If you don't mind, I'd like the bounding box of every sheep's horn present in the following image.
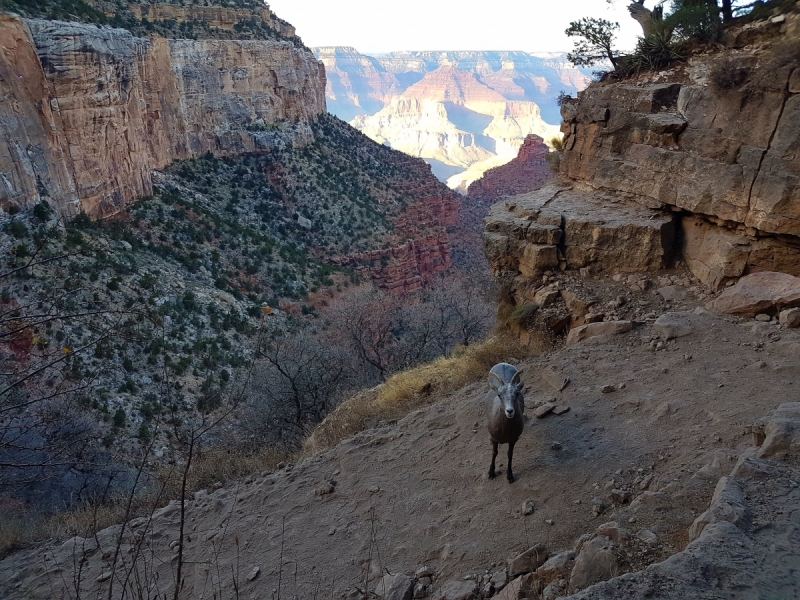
[511,369,524,384]
[488,372,504,388]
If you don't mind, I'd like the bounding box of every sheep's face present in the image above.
[497,383,524,419]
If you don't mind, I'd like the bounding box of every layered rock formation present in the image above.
[126,3,296,38]
[313,46,404,120]
[314,48,590,190]
[485,9,800,297]
[467,134,552,202]
[484,183,675,300]
[331,150,460,291]
[352,67,560,192]
[0,14,325,217]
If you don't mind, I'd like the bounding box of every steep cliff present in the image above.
[0,13,325,217]
[485,8,800,296]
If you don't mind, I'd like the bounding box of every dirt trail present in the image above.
[2,281,799,599]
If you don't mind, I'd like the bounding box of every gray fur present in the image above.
[486,362,525,483]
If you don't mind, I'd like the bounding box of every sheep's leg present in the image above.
[507,441,516,483]
[488,441,498,479]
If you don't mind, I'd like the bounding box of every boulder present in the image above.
[758,402,800,458]
[688,477,748,542]
[535,551,575,585]
[508,543,549,577]
[433,579,478,600]
[596,521,630,542]
[376,574,414,600]
[657,285,687,301]
[493,575,524,600]
[779,307,800,328]
[569,535,617,591]
[653,312,696,340]
[566,321,633,345]
[710,272,800,316]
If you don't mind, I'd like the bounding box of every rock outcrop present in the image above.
[484,8,800,309]
[557,11,800,288]
[466,134,552,202]
[0,14,325,217]
[127,3,297,38]
[484,183,675,286]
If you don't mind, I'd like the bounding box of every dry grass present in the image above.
[303,331,542,455]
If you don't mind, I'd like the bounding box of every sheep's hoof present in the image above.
[488,469,496,480]
[507,473,515,484]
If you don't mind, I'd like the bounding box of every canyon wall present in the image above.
[0,14,325,217]
[315,48,590,191]
[127,3,296,38]
[485,9,800,293]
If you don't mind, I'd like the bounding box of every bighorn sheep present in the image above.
[487,362,525,483]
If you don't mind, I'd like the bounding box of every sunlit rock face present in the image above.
[0,15,325,217]
[314,48,591,191]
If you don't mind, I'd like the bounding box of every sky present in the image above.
[266,0,647,54]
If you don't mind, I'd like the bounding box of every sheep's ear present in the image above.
[511,369,523,385]
[488,371,504,390]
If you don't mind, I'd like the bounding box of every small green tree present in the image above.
[566,18,621,70]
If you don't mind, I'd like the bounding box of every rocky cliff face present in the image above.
[485,9,800,295]
[467,134,552,202]
[0,14,325,217]
[127,3,296,38]
[315,48,590,191]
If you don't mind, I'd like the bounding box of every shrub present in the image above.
[617,31,684,76]
[112,408,126,428]
[137,422,150,443]
[118,378,138,394]
[6,220,27,239]
[508,302,540,328]
[665,0,721,43]
[556,91,573,107]
[33,201,51,222]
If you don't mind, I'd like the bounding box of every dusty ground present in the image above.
[1,270,799,599]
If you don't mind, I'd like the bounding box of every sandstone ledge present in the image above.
[483,184,675,281]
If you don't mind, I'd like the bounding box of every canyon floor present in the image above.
[1,269,799,599]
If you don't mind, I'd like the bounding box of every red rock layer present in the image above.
[336,154,460,291]
[467,134,552,202]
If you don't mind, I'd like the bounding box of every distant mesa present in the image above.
[313,48,591,192]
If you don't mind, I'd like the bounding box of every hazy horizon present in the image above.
[268,0,646,54]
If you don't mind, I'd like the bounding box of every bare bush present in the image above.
[243,333,360,444]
